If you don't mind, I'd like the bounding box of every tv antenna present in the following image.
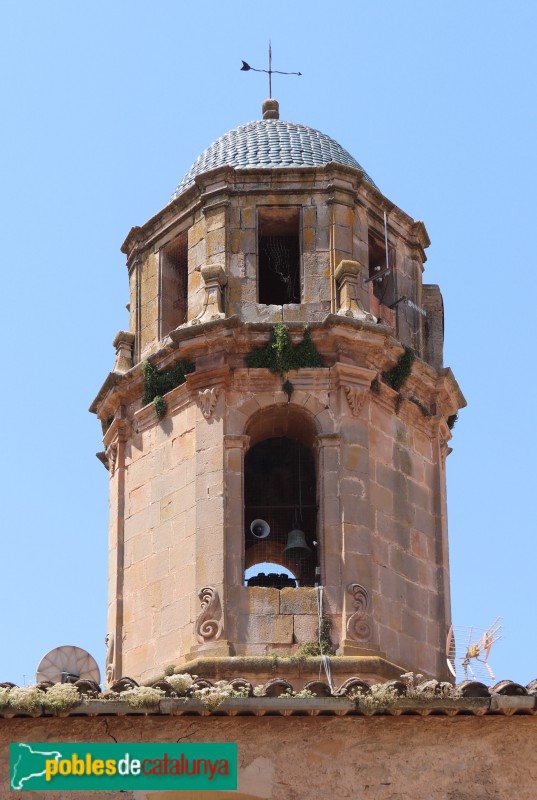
[36,645,101,685]
[446,618,502,682]
[241,42,301,98]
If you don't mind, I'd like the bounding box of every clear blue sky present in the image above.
[1,1,535,686]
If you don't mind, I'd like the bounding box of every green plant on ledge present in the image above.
[153,396,167,419]
[141,359,194,419]
[447,413,458,430]
[382,346,414,392]
[370,377,381,395]
[246,325,323,398]
[295,615,333,659]
[409,396,431,417]
[282,379,294,399]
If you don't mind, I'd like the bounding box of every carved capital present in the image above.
[346,583,372,643]
[224,434,250,451]
[344,385,368,417]
[195,586,223,643]
[197,387,220,419]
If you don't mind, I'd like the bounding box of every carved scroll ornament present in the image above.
[345,386,367,417]
[197,387,220,419]
[195,586,223,643]
[105,632,115,685]
[346,583,372,643]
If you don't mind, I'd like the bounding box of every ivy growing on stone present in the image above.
[153,396,167,419]
[409,396,431,417]
[447,413,458,430]
[282,379,294,399]
[141,359,194,420]
[246,324,323,377]
[382,346,415,392]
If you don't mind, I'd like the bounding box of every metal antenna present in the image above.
[241,42,301,98]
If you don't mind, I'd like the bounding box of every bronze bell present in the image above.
[283,528,311,560]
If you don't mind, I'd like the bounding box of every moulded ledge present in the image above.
[383,697,491,716]
[490,695,536,714]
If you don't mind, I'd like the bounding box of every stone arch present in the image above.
[244,402,320,448]
[229,387,336,440]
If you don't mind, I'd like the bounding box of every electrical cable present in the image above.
[316,585,335,693]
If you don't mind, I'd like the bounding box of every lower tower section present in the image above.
[97,319,463,687]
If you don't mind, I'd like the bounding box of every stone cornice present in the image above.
[89,371,122,416]
[91,315,464,424]
[186,365,230,393]
[103,416,131,449]
[134,382,190,434]
[372,354,465,431]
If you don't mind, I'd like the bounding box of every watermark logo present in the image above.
[10,742,237,791]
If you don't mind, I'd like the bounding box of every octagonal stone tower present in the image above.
[91,100,465,687]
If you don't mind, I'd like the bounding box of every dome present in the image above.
[172,118,376,199]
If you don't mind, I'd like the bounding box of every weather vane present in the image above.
[241,42,301,98]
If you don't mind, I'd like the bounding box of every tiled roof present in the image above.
[172,120,376,199]
[2,677,536,718]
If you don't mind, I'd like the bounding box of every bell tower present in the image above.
[91,100,464,687]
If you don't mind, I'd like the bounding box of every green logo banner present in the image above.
[10,742,237,791]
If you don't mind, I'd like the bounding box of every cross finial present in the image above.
[241,41,301,99]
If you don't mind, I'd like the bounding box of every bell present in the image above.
[283,528,311,560]
[250,519,270,539]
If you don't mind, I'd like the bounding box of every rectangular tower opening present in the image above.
[368,231,395,305]
[258,207,301,305]
[160,232,188,336]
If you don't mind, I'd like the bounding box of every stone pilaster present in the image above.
[103,413,131,685]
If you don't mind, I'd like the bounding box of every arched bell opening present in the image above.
[244,436,318,588]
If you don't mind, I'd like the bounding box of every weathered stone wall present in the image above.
[118,399,199,681]
[2,714,536,800]
[368,397,448,678]
[137,251,159,356]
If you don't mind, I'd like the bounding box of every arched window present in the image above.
[244,437,318,588]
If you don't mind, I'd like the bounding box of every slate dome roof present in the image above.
[172,118,376,199]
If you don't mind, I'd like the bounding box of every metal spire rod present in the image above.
[241,41,301,98]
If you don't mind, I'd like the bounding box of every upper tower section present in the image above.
[120,100,439,369]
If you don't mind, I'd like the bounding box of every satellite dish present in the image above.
[250,519,270,539]
[36,646,101,685]
[446,618,502,682]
